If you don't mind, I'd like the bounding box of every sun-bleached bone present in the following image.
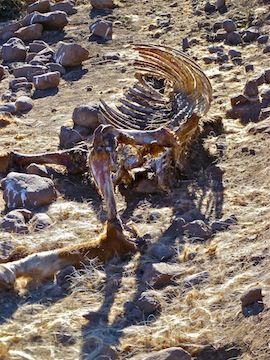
[0,44,212,288]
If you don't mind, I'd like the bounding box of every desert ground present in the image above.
[0,0,270,359]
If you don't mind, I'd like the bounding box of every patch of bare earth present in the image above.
[0,0,270,359]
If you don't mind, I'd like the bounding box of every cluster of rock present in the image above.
[0,2,91,117]
[227,69,270,122]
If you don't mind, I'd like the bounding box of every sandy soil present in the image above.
[0,0,270,359]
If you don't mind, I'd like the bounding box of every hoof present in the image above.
[0,264,16,289]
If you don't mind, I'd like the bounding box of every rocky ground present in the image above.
[0,0,270,359]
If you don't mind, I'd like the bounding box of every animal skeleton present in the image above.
[0,44,212,289]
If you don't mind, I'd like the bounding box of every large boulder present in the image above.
[1,172,57,210]
[54,42,89,67]
[1,37,27,62]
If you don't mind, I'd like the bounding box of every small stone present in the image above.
[14,23,43,41]
[216,52,229,64]
[59,125,90,149]
[244,80,259,97]
[26,163,51,177]
[132,347,192,360]
[223,19,236,32]
[241,288,263,308]
[0,103,17,115]
[1,37,27,62]
[228,48,241,58]
[29,213,53,231]
[142,263,183,288]
[27,0,51,13]
[51,1,77,15]
[90,19,113,39]
[203,56,215,64]
[135,290,161,314]
[261,88,270,100]
[214,29,228,41]
[90,0,114,9]
[204,2,216,13]
[242,29,260,43]
[72,104,100,130]
[29,40,49,53]
[96,345,117,360]
[0,210,28,234]
[33,71,61,90]
[149,243,176,261]
[216,0,226,8]
[183,220,212,239]
[254,72,265,86]
[47,62,66,75]
[182,271,210,288]
[232,57,242,65]
[257,34,269,44]
[15,96,34,112]
[265,69,270,83]
[208,45,223,53]
[227,31,242,45]
[245,64,254,72]
[13,64,48,81]
[263,45,270,54]
[182,37,189,51]
[54,42,89,67]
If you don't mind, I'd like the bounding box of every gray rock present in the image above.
[29,40,50,53]
[216,0,226,8]
[0,210,28,233]
[182,271,210,288]
[244,79,259,97]
[263,45,270,54]
[223,19,236,32]
[261,88,270,100]
[72,104,100,130]
[214,29,228,41]
[149,243,176,261]
[183,220,212,239]
[228,48,241,58]
[24,11,69,30]
[208,45,223,53]
[26,163,51,177]
[0,65,5,79]
[130,347,191,360]
[90,0,114,9]
[241,288,263,307]
[242,29,260,42]
[135,290,161,314]
[29,213,53,231]
[142,262,183,288]
[59,125,90,149]
[227,31,242,45]
[204,2,216,13]
[245,64,254,72]
[265,69,270,83]
[15,96,34,112]
[9,77,33,92]
[257,34,269,44]
[47,62,66,75]
[0,103,17,114]
[1,172,57,210]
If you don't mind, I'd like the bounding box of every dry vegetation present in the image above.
[0,0,270,359]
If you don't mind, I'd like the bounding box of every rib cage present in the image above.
[99,44,212,131]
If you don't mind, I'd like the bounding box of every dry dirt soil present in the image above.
[0,0,270,359]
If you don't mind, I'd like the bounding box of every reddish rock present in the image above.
[26,163,51,177]
[0,103,17,115]
[27,0,51,13]
[51,1,77,15]
[14,23,43,42]
[47,62,66,75]
[13,64,48,81]
[23,11,69,30]
[1,172,57,210]
[90,19,113,39]
[0,65,4,79]
[33,71,61,90]
[29,40,50,53]
[72,104,100,129]
[0,22,21,41]
[90,0,114,9]
[1,37,27,62]
[54,42,89,67]
[15,96,34,112]
[241,288,263,307]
